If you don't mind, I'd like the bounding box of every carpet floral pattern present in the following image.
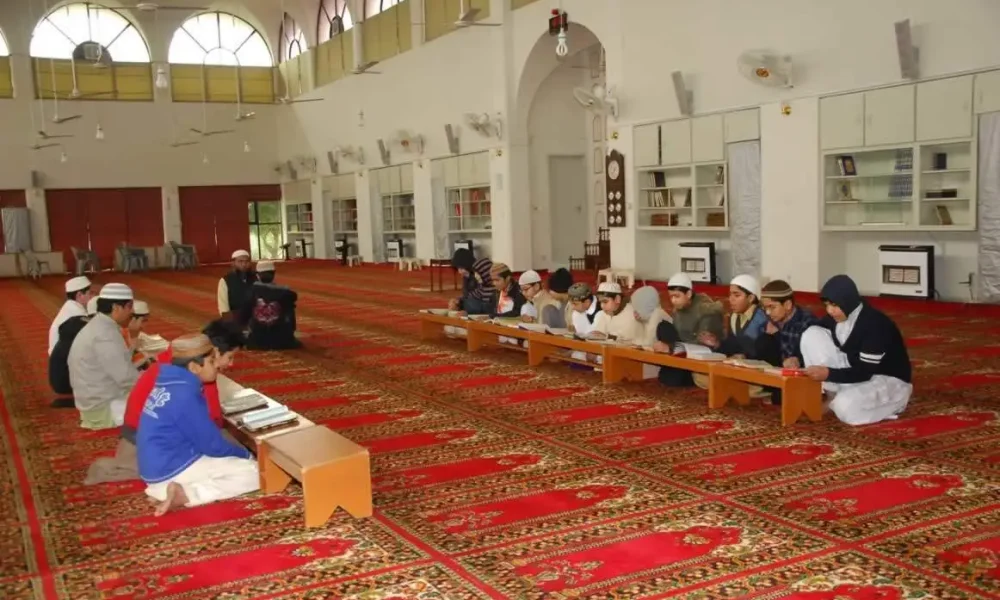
[0,263,997,599]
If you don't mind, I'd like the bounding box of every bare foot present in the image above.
[154,482,188,517]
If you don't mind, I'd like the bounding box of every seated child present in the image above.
[591,282,644,342]
[489,262,527,318]
[757,279,820,369]
[698,275,770,359]
[242,261,301,350]
[629,286,671,347]
[653,273,724,387]
[801,274,912,426]
[448,248,495,316]
[568,282,600,336]
[85,320,246,485]
[518,268,574,329]
[49,297,98,407]
[137,333,259,516]
[125,301,157,369]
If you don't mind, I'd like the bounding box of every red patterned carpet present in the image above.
[1,263,998,599]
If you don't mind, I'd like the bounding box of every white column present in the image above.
[760,98,821,291]
[310,177,330,259]
[413,158,435,259]
[408,0,425,49]
[354,170,375,262]
[161,185,181,243]
[351,0,365,70]
[25,187,51,252]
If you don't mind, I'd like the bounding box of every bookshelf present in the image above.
[821,140,976,231]
[331,198,358,233]
[637,162,727,229]
[285,203,314,233]
[447,186,492,232]
[382,193,415,233]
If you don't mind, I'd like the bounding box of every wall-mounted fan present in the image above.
[464,112,502,140]
[572,84,619,119]
[393,130,425,154]
[335,145,365,165]
[737,50,793,88]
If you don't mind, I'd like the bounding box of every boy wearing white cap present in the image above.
[590,282,643,343]
[48,276,93,355]
[652,273,724,387]
[699,274,768,357]
[68,283,139,429]
[217,249,256,321]
[242,260,301,350]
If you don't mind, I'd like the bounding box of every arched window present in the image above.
[168,11,272,67]
[0,29,8,56]
[278,13,306,63]
[365,0,400,19]
[0,29,12,99]
[318,0,354,44]
[29,2,150,62]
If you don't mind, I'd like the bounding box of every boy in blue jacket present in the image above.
[137,333,258,516]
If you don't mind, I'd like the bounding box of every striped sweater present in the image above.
[462,258,496,302]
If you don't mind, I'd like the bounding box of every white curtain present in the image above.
[978,112,1000,303]
[1,208,32,253]
[727,140,762,277]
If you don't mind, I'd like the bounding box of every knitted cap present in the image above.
[518,270,541,286]
[490,262,512,278]
[731,274,761,298]
[761,279,794,300]
[256,260,275,272]
[65,276,91,294]
[98,283,133,301]
[170,333,215,360]
[597,281,622,295]
[667,272,693,290]
[232,249,250,259]
[630,286,661,320]
[568,282,592,301]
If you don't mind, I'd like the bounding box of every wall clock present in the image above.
[605,150,626,227]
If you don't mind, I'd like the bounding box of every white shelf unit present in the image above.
[436,151,491,234]
[374,164,416,235]
[323,174,358,234]
[819,72,981,232]
[637,163,727,229]
[633,109,755,232]
[285,202,314,233]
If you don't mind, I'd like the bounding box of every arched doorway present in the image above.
[514,26,605,270]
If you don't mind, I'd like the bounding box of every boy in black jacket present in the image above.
[801,274,912,426]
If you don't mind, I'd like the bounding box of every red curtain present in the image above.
[45,190,91,270]
[0,190,27,251]
[45,188,164,269]
[179,185,279,263]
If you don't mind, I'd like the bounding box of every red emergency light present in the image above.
[548,9,568,36]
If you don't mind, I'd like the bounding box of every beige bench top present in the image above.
[268,426,367,466]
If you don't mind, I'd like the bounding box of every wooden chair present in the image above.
[260,426,372,528]
[568,256,586,271]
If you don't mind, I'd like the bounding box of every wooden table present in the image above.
[216,375,316,466]
[708,363,823,426]
[429,259,458,292]
[418,313,469,342]
[524,332,605,372]
[466,320,530,352]
[602,346,712,385]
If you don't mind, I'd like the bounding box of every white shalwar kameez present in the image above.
[800,323,912,426]
[144,455,260,507]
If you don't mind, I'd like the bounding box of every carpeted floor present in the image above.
[1,263,998,599]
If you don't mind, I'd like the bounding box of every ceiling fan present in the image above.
[31,142,60,151]
[169,140,199,147]
[352,60,381,75]
[190,127,234,137]
[275,95,324,105]
[236,111,255,122]
[37,131,74,140]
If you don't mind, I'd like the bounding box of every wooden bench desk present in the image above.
[466,320,531,352]
[524,332,605,372]
[261,426,373,528]
[602,346,713,384]
[419,313,469,342]
[708,363,823,427]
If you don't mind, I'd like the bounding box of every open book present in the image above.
[221,388,270,415]
[724,358,774,369]
[237,403,299,432]
[516,323,573,337]
[679,343,727,361]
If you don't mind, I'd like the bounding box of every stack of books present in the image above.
[238,405,298,432]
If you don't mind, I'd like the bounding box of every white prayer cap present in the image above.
[86,297,98,316]
[65,276,91,294]
[231,249,250,260]
[731,274,761,298]
[597,281,622,295]
[98,283,134,301]
[667,273,693,290]
[133,300,150,316]
[256,260,275,272]
[518,270,541,286]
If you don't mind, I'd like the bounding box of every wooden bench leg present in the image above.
[527,340,554,366]
[781,377,824,427]
[421,319,444,341]
[709,374,750,409]
[603,355,643,384]
[301,455,373,527]
[259,444,292,494]
[467,328,493,351]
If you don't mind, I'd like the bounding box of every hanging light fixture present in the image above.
[154,66,169,90]
[243,140,251,153]
[95,124,105,140]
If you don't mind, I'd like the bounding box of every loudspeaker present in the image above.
[30,170,44,188]
[286,160,298,180]
[671,71,693,116]
[327,151,338,175]
[895,19,919,80]
[377,139,390,166]
[444,124,460,155]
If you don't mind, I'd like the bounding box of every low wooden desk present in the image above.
[524,332,605,372]
[602,346,713,384]
[216,375,316,467]
[466,320,530,352]
[418,313,469,342]
[261,426,372,528]
[429,259,458,292]
[708,363,823,427]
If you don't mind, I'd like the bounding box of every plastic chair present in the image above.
[22,251,51,279]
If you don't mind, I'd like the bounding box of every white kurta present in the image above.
[144,455,260,507]
[800,325,911,426]
[48,300,87,355]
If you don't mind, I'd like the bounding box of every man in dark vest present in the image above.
[49,297,98,408]
[216,249,257,325]
[241,261,301,350]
